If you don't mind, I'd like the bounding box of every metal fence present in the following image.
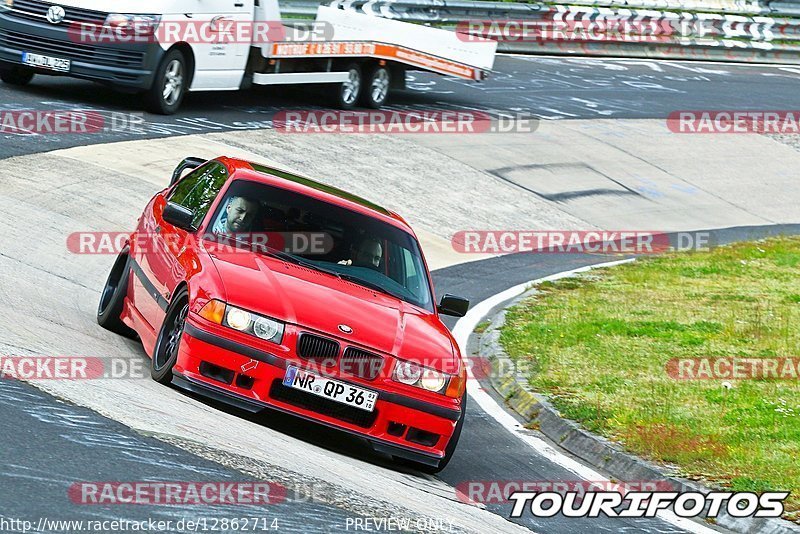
[282,0,800,63]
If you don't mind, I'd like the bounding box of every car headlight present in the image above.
[199,300,284,344]
[392,360,450,394]
[105,13,161,36]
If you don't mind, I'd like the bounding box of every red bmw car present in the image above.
[97,156,470,472]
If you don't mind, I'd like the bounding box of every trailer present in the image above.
[0,0,497,114]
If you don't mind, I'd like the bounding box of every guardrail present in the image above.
[281,0,800,63]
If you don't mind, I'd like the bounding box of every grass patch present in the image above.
[500,236,800,516]
[474,320,492,334]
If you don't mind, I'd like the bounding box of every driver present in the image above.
[340,237,383,269]
[213,196,259,235]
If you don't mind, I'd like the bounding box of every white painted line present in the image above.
[496,52,800,69]
[452,258,719,534]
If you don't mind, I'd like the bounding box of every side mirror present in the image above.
[162,202,196,231]
[170,156,206,186]
[437,294,470,317]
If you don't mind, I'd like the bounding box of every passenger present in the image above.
[340,237,383,269]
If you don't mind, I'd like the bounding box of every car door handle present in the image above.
[235,2,244,6]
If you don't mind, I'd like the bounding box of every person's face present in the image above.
[225,197,258,233]
[355,241,382,268]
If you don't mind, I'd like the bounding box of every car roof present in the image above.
[217,156,413,232]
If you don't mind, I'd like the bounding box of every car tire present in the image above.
[360,64,390,109]
[151,287,189,384]
[0,66,34,86]
[331,63,362,110]
[145,49,188,115]
[97,247,138,339]
[395,393,467,474]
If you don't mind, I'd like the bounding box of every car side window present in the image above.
[168,162,228,227]
[402,247,423,299]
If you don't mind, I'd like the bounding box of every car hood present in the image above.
[206,248,456,369]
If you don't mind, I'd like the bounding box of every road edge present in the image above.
[477,271,800,534]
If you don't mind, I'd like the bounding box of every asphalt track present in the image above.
[2,55,800,533]
[3,54,800,158]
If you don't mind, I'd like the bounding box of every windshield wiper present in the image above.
[337,272,400,299]
[261,247,344,279]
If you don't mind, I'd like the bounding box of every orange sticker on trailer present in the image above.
[270,41,480,80]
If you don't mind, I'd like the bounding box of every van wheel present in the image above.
[0,66,34,86]
[145,49,187,115]
[331,63,362,110]
[361,65,390,109]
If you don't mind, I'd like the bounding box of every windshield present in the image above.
[205,179,434,311]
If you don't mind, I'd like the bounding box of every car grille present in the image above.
[7,0,107,25]
[296,333,339,362]
[0,28,146,69]
[269,380,378,428]
[340,347,384,381]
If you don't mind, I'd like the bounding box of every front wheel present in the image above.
[331,63,362,110]
[395,393,467,474]
[145,49,188,115]
[360,65,390,109]
[0,66,34,86]
[151,288,189,384]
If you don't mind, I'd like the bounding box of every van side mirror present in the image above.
[437,294,470,317]
[170,156,207,186]
[162,202,196,231]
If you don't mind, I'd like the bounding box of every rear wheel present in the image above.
[97,247,137,339]
[145,49,187,115]
[361,65,390,109]
[331,63,362,110]
[151,288,189,384]
[0,66,34,86]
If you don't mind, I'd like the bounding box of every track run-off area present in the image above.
[1,55,800,533]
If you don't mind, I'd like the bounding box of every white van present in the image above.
[0,0,497,113]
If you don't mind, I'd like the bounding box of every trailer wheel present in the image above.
[361,65,390,109]
[332,63,362,110]
[0,66,34,86]
[145,49,188,115]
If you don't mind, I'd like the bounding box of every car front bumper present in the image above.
[173,319,463,466]
[0,11,162,89]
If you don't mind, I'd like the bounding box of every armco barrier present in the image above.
[281,0,800,63]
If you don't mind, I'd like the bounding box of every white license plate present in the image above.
[283,366,377,412]
[22,52,71,73]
